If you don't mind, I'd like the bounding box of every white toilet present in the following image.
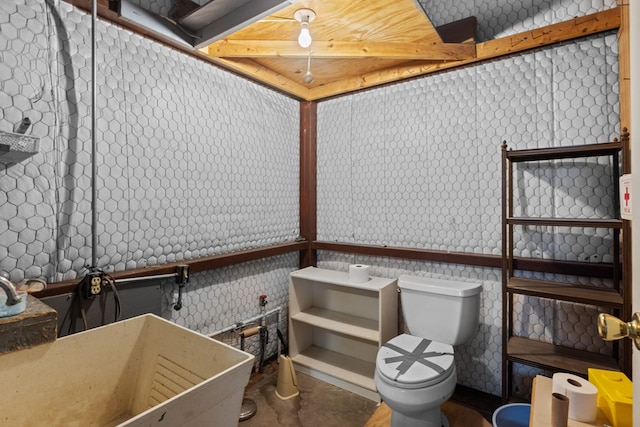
[374,275,482,427]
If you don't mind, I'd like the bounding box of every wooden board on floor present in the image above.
[365,401,492,427]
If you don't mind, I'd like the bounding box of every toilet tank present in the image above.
[399,275,482,345]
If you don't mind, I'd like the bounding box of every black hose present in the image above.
[258,327,268,372]
[173,284,184,310]
[277,328,288,355]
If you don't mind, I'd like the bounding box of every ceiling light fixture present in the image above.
[294,8,316,48]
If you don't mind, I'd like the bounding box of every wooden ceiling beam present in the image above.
[475,7,620,59]
[206,40,476,60]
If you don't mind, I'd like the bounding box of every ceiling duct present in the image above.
[118,0,294,49]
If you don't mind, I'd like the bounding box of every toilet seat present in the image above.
[376,334,454,389]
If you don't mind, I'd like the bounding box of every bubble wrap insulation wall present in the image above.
[317,11,619,398]
[0,0,299,359]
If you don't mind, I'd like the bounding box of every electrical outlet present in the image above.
[82,272,104,298]
[91,277,102,295]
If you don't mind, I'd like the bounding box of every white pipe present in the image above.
[114,272,178,284]
[90,0,97,268]
[209,306,281,337]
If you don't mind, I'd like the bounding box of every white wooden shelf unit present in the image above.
[288,267,398,401]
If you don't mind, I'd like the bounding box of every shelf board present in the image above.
[507,336,619,376]
[512,258,615,279]
[291,307,380,342]
[507,277,623,309]
[505,141,622,162]
[506,217,622,228]
[291,345,376,391]
[291,266,396,292]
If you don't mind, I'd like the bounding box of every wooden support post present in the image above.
[299,101,317,267]
[618,1,630,131]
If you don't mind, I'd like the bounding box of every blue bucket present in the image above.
[492,403,531,427]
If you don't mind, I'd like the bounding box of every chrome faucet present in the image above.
[0,276,22,306]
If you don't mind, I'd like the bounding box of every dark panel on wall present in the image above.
[42,281,163,337]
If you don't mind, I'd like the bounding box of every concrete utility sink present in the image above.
[0,294,57,355]
[0,314,254,426]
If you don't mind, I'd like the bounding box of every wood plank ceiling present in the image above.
[195,0,477,101]
[76,0,619,102]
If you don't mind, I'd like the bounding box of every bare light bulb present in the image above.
[298,22,312,48]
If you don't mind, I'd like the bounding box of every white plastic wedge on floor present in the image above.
[275,354,300,400]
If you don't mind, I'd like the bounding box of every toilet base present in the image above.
[375,366,456,427]
[390,406,450,427]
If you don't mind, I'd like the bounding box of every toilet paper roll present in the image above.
[551,392,569,427]
[552,372,598,423]
[348,264,370,283]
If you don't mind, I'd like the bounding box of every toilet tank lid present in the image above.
[398,275,482,297]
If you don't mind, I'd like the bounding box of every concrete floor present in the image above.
[239,361,501,427]
[240,365,378,427]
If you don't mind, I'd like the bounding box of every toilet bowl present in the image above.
[375,334,457,427]
[374,275,482,427]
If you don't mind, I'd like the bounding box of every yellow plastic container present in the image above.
[588,368,632,427]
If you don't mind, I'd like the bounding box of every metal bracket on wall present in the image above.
[0,130,39,165]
